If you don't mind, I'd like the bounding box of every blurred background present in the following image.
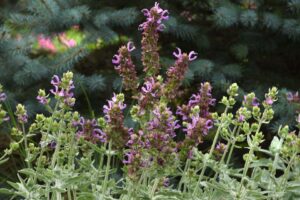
[0,0,299,194]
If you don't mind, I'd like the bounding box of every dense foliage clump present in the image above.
[0,3,299,200]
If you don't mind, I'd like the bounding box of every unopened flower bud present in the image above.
[116,93,125,102]
[36,114,45,122]
[221,96,229,106]
[266,109,274,120]
[229,97,236,106]
[279,125,289,138]
[10,142,19,151]
[236,134,246,142]
[97,117,106,128]
[251,123,259,132]
[212,112,218,120]
[191,105,200,115]
[227,83,239,97]
[242,122,250,133]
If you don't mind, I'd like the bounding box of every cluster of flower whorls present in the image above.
[177,82,216,158]
[74,117,106,143]
[139,2,168,77]
[102,93,129,148]
[112,42,139,94]
[43,72,76,108]
[110,2,216,181]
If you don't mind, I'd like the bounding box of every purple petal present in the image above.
[173,47,182,59]
[127,42,135,52]
[188,51,198,61]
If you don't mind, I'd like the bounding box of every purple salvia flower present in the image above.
[215,142,226,154]
[112,55,121,65]
[286,91,299,103]
[163,177,170,187]
[141,77,157,96]
[173,47,182,59]
[75,117,106,143]
[177,82,215,121]
[243,93,259,108]
[0,93,7,102]
[252,97,260,106]
[50,72,75,107]
[127,42,136,52]
[37,95,47,105]
[123,151,135,164]
[15,104,28,124]
[188,51,198,61]
[51,75,60,86]
[238,114,245,122]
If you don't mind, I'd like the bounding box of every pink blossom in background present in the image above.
[58,33,77,48]
[38,35,56,53]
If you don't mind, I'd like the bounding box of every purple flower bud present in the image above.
[265,97,273,105]
[252,97,260,106]
[37,95,47,105]
[163,177,170,187]
[238,114,245,122]
[18,114,28,124]
[50,141,57,149]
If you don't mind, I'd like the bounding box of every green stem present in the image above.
[278,152,297,193]
[226,139,236,165]
[237,118,263,199]
[149,178,160,199]
[34,103,59,183]
[193,107,229,196]
[102,140,112,194]
[55,191,62,200]
[226,126,241,165]
[21,123,30,168]
[267,137,284,199]
[178,158,191,191]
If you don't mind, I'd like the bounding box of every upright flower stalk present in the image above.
[50,72,75,108]
[177,82,215,157]
[193,83,238,196]
[112,42,139,93]
[163,48,197,100]
[139,2,169,77]
[103,93,128,148]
